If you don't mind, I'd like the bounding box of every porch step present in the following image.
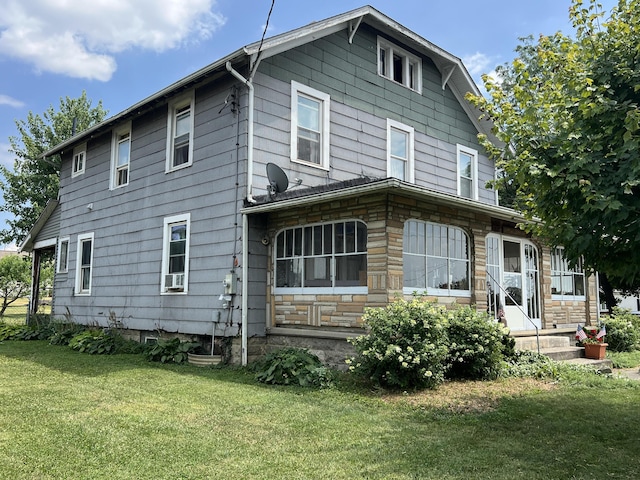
[514,335,571,351]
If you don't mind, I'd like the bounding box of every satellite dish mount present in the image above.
[266,163,289,199]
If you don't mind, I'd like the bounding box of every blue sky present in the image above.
[0,0,617,250]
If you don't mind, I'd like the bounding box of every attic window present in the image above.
[378,37,422,93]
[72,143,86,177]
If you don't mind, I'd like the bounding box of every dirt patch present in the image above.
[382,377,557,414]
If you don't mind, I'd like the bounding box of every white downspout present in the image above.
[226,61,255,366]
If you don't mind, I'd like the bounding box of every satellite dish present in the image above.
[266,163,289,197]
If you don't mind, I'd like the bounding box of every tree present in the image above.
[0,91,107,245]
[0,255,31,316]
[468,0,640,302]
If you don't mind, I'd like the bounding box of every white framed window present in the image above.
[166,93,194,172]
[275,220,367,294]
[457,144,478,200]
[551,247,586,300]
[403,220,470,297]
[110,122,131,189]
[161,213,190,294]
[57,237,70,274]
[72,143,86,177]
[387,119,415,182]
[378,37,422,93]
[75,232,94,295]
[290,81,330,170]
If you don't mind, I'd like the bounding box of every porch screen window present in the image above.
[75,233,94,295]
[290,81,330,169]
[403,220,470,296]
[275,220,367,291]
[551,247,585,299]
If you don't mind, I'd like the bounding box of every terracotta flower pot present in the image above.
[583,343,607,360]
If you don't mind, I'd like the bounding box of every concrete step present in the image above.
[564,357,614,371]
[540,346,585,361]
[515,335,571,351]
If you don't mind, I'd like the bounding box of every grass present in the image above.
[0,297,50,325]
[1,341,640,479]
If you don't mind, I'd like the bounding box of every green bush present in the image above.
[446,306,513,380]
[0,322,22,341]
[601,307,640,352]
[254,347,332,387]
[48,322,87,346]
[143,337,200,364]
[348,298,449,390]
[68,329,120,355]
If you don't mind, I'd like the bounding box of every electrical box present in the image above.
[223,272,237,295]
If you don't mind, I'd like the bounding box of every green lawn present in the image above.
[1,341,639,479]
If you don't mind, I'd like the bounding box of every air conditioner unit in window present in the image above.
[165,273,185,290]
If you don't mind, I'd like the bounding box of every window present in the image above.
[551,247,586,299]
[403,220,470,296]
[111,123,131,188]
[457,145,478,200]
[290,81,330,170]
[387,119,414,182]
[166,94,194,172]
[161,213,190,293]
[72,143,86,177]
[275,220,367,293]
[75,233,94,295]
[378,37,422,92]
[57,237,69,273]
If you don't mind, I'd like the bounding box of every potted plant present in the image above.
[576,324,607,359]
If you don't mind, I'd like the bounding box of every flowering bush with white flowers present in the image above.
[347,298,449,389]
[600,307,640,352]
[445,305,514,380]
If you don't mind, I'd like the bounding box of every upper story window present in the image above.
[290,81,330,170]
[551,247,586,300]
[275,220,367,293]
[161,213,190,294]
[457,145,478,200]
[110,122,131,189]
[57,237,69,274]
[166,94,194,172]
[72,143,86,177]
[403,220,470,296]
[75,232,94,295]
[387,119,415,182]
[378,37,422,93]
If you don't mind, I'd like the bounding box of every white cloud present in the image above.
[0,94,24,108]
[462,52,502,94]
[0,0,226,81]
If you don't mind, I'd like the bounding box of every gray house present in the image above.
[21,6,599,365]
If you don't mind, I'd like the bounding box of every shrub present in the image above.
[445,306,513,380]
[0,322,22,341]
[68,329,119,355]
[348,298,449,390]
[48,322,87,346]
[143,337,200,364]
[601,307,640,352]
[254,347,332,387]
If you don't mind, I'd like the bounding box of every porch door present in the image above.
[487,236,541,331]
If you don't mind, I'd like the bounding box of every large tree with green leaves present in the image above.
[468,0,640,292]
[1,91,107,245]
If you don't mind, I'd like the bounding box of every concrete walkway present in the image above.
[614,368,640,381]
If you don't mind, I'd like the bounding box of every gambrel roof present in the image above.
[42,5,495,160]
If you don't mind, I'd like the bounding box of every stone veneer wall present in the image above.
[265,192,596,332]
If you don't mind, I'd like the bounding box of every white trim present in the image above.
[33,238,57,249]
[110,121,131,190]
[457,144,478,200]
[161,213,191,294]
[71,143,86,177]
[290,81,330,171]
[386,118,415,182]
[166,93,195,173]
[377,36,422,93]
[56,236,70,274]
[75,232,94,295]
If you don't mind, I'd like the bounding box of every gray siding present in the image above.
[34,204,61,244]
[252,25,496,204]
[54,78,250,335]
